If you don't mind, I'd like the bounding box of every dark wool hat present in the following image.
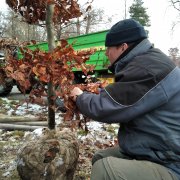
[105,19,147,47]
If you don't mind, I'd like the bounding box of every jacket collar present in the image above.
[109,39,152,74]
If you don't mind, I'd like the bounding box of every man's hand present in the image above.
[70,87,83,101]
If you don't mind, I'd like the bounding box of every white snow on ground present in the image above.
[15,103,47,116]
[1,97,64,125]
[1,97,118,133]
[0,97,119,133]
[1,96,47,115]
[23,127,43,140]
[2,160,17,177]
[86,121,103,130]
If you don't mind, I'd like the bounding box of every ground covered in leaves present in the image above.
[0,97,118,180]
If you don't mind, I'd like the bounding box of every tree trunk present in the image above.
[27,23,30,41]
[46,4,56,130]
[76,17,81,35]
[32,24,36,40]
[11,14,15,38]
[56,24,62,40]
[85,14,91,34]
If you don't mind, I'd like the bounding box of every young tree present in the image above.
[4,0,105,178]
[129,0,150,27]
[5,0,106,130]
[6,0,83,129]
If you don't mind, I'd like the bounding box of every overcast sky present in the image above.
[90,0,180,55]
[1,0,180,55]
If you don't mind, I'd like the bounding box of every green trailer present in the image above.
[68,30,114,83]
[20,30,114,84]
[0,30,114,96]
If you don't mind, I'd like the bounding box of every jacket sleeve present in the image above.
[76,82,168,123]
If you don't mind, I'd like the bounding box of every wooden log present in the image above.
[14,121,48,126]
[0,123,46,131]
[0,114,46,123]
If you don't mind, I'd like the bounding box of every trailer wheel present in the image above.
[0,84,13,96]
[17,84,32,94]
[0,69,13,96]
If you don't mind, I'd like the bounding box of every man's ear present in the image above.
[122,43,128,51]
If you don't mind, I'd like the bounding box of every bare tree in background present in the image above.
[0,9,46,42]
[54,0,112,39]
[1,5,111,41]
[170,0,180,32]
[55,6,111,39]
[170,0,180,11]
[83,7,106,34]
[0,12,8,37]
[168,47,180,66]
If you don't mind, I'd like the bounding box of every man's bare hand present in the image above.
[70,87,83,101]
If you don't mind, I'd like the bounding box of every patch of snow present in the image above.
[15,103,47,116]
[7,109,14,116]
[2,160,17,177]
[55,158,64,166]
[44,165,48,177]
[55,113,63,124]
[2,97,48,116]
[2,171,10,177]
[1,97,11,103]
[86,121,103,131]
[33,128,43,136]
[24,128,44,140]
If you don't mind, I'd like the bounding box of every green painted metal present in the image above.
[68,30,109,71]
[18,30,110,72]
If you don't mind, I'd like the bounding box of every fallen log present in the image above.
[0,114,46,123]
[13,121,48,126]
[0,123,46,131]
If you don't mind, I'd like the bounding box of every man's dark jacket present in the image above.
[76,39,180,178]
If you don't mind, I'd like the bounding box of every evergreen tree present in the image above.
[129,0,150,28]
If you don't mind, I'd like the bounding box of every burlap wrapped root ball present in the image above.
[16,128,79,180]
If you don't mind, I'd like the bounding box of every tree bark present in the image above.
[76,17,81,35]
[85,14,91,34]
[46,4,56,130]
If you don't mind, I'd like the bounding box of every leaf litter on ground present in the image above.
[0,97,118,180]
